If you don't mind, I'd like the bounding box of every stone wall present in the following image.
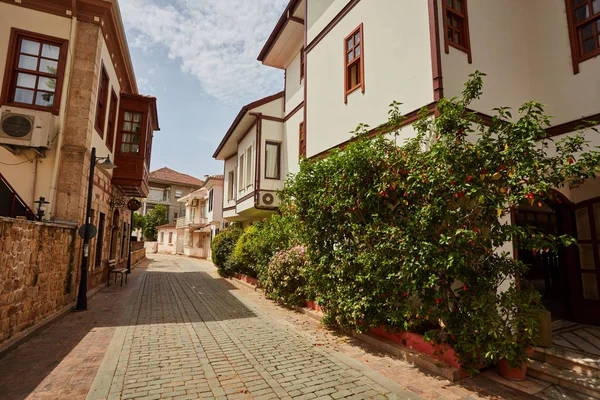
[0,217,77,344]
[131,248,146,267]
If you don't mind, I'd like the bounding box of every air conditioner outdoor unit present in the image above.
[257,191,279,208]
[0,107,54,149]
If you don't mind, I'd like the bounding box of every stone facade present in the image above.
[0,217,77,344]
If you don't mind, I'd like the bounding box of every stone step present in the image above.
[531,347,600,379]
[527,359,600,399]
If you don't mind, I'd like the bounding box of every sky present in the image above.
[119,0,288,179]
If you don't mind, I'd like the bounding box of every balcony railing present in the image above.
[176,216,208,229]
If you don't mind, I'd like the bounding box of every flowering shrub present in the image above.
[281,72,600,371]
[211,227,242,276]
[264,246,308,306]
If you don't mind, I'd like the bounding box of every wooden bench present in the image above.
[108,259,128,287]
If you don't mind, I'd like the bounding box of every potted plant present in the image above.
[494,285,542,381]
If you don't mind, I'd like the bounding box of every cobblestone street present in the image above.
[0,255,531,400]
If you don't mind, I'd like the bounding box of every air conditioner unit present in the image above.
[257,191,279,208]
[0,107,54,149]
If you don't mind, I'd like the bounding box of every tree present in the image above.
[281,71,600,371]
[143,204,168,241]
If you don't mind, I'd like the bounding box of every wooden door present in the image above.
[570,199,600,324]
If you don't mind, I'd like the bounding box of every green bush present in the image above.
[211,227,242,276]
[264,245,307,306]
[281,71,600,371]
[231,225,260,278]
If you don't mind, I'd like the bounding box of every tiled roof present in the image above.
[156,221,176,229]
[149,167,204,187]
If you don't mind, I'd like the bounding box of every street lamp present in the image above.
[76,147,116,311]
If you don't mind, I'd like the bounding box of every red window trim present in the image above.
[0,28,69,115]
[106,89,118,152]
[95,63,109,138]
[300,47,305,82]
[565,0,600,74]
[299,121,306,158]
[442,0,472,63]
[344,23,365,103]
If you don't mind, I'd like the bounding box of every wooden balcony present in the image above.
[112,93,159,198]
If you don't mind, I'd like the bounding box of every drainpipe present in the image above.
[48,7,78,219]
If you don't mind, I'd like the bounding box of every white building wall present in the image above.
[237,126,257,201]
[283,109,303,175]
[0,3,72,211]
[260,119,284,192]
[439,0,532,115]
[285,51,304,113]
[305,0,434,158]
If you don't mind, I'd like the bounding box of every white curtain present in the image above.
[266,144,278,178]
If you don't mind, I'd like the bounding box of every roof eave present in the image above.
[257,0,302,62]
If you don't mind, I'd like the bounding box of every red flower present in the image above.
[526,193,534,199]
[569,157,574,164]
[463,285,467,291]
[435,298,441,305]
[467,176,473,182]
[403,292,408,297]
[450,180,456,185]
[473,228,479,233]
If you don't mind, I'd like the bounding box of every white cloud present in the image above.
[120,0,288,104]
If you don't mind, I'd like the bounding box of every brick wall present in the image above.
[0,217,77,344]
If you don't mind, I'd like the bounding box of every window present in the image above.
[107,90,118,151]
[567,0,600,73]
[174,212,178,220]
[209,189,214,212]
[442,0,472,63]
[300,47,305,81]
[160,232,164,243]
[344,24,365,103]
[228,170,235,200]
[239,154,245,190]
[299,122,306,158]
[168,232,173,244]
[191,206,196,220]
[175,190,183,198]
[265,142,281,179]
[95,64,109,137]
[120,111,143,153]
[1,29,68,114]
[95,212,105,268]
[246,146,252,187]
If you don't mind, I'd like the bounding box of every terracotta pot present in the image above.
[497,359,527,381]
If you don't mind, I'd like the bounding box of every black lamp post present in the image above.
[76,147,116,311]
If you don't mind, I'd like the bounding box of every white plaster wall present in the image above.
[252,97,284,118]
[236,195,255,214]
[260,119,284,192]
[439,0,532,115]
[157,228,177,254]
[524,0,600,125]
[0,4,72,211]
[305,0,433,158]
[307,0,345,44]
[223,157,238,209]
[283,108,303,176]
[237,126,256,199]
[285,50,304,113]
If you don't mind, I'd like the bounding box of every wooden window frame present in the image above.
[106,90,118,152]
[300,47,305,81]
[118,110,144,154]
[246,146,253,188]
[95,63,109,137]
[239,153,245,190]
[344,24,365,103]
[442,0,472,63]
[209,189,214,212]
[299,121,306,158]
[566,0,600,74]
[0,28,69,115]
[227,170,235,200]
[264,141,281,180]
